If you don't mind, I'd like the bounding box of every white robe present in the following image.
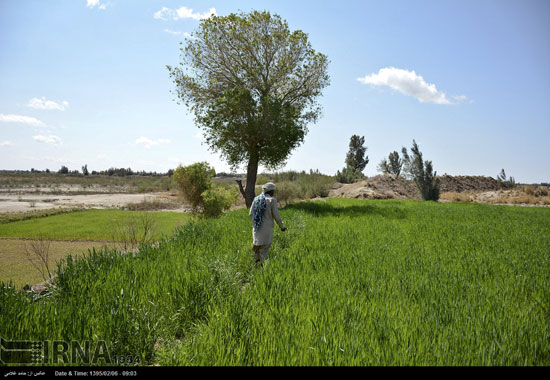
[249,194,285,246]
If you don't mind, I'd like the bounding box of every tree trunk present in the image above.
[237,152,259,209]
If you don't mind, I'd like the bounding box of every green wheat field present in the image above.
[1,198,549,365]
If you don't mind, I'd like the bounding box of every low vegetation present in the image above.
[255,170,335,206]
[440,185,550,206]
[0,210,193,288]
[0,209,191,242]
[0,208,85,224]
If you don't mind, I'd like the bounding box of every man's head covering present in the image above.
[262,182,275,192]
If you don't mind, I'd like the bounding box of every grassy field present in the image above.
[0,209,191,241]
[0,209,193,287]
[1,199,549,366]
[0,239,109,288]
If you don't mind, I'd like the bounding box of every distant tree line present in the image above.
[8,166,175,177]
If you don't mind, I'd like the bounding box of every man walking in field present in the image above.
[249,182,286,265]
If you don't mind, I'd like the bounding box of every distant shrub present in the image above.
[172,162,238,217]
[173,162,215,213]
[201,186,239,218]
[255,174,271,186]
[269,176,334,207]
[497,169,516,189]
[271,170,300,182]
[377,151,403,178]
[335,166,364,184]
[441,191,473,203]
[275,181,301,206]
[402,140,440,201]
[535,186,549,197]
[258,170,335,201]
[523,186,535,196]
[296,174,333,198]
[124,198,179,211]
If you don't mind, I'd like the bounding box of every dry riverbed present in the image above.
[0,187,191,213]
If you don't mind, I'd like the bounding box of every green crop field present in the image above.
[0,209,193,287]
[0,209,192,241]
[1,199,549,366]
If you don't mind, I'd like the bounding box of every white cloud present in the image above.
[0,141,15,147]
[154,6,217,21]
[164,29,183,35]
[28,97,69,111]
[357,67,467,105]
[33,135,62,146]
[0,114,45,127]
[135,137,171,149]
[194,131,204,139]
[86,0,108,10]
[163,29,197,40]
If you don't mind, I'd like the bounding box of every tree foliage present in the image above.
[167,10,330,207]
[335,166,365,184]
[377,151,402,178]
[345,135,369,173]
[336,135,368,183]
[172,162,238,217]
[497,169,516,189]
[402,140,440,201]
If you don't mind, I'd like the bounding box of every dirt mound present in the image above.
[328,174,501,200]
[328,175,418,199]
[438,174,500,192]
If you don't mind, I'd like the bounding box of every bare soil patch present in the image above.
[0,190,190,213]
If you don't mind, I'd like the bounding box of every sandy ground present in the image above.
[0,190,189,213]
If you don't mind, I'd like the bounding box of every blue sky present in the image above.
[1,0,549,183]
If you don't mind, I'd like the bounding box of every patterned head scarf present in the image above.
[252,193,267,231]
[253,182,275,231]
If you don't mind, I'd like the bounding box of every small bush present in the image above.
[441,191,473,203]
[275,181,301,206]
[201,186,239,218]
[335,167,364,184]
[256,170,335,202]
[296,176,333,198]
[497,169,516,189]
[172,162,215,212]
[255,174,271,186]
[522,186,534,195]
[535,186,549,197]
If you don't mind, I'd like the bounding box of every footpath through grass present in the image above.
[1,199,549,365]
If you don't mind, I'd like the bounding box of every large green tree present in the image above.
[167,10,330,207]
